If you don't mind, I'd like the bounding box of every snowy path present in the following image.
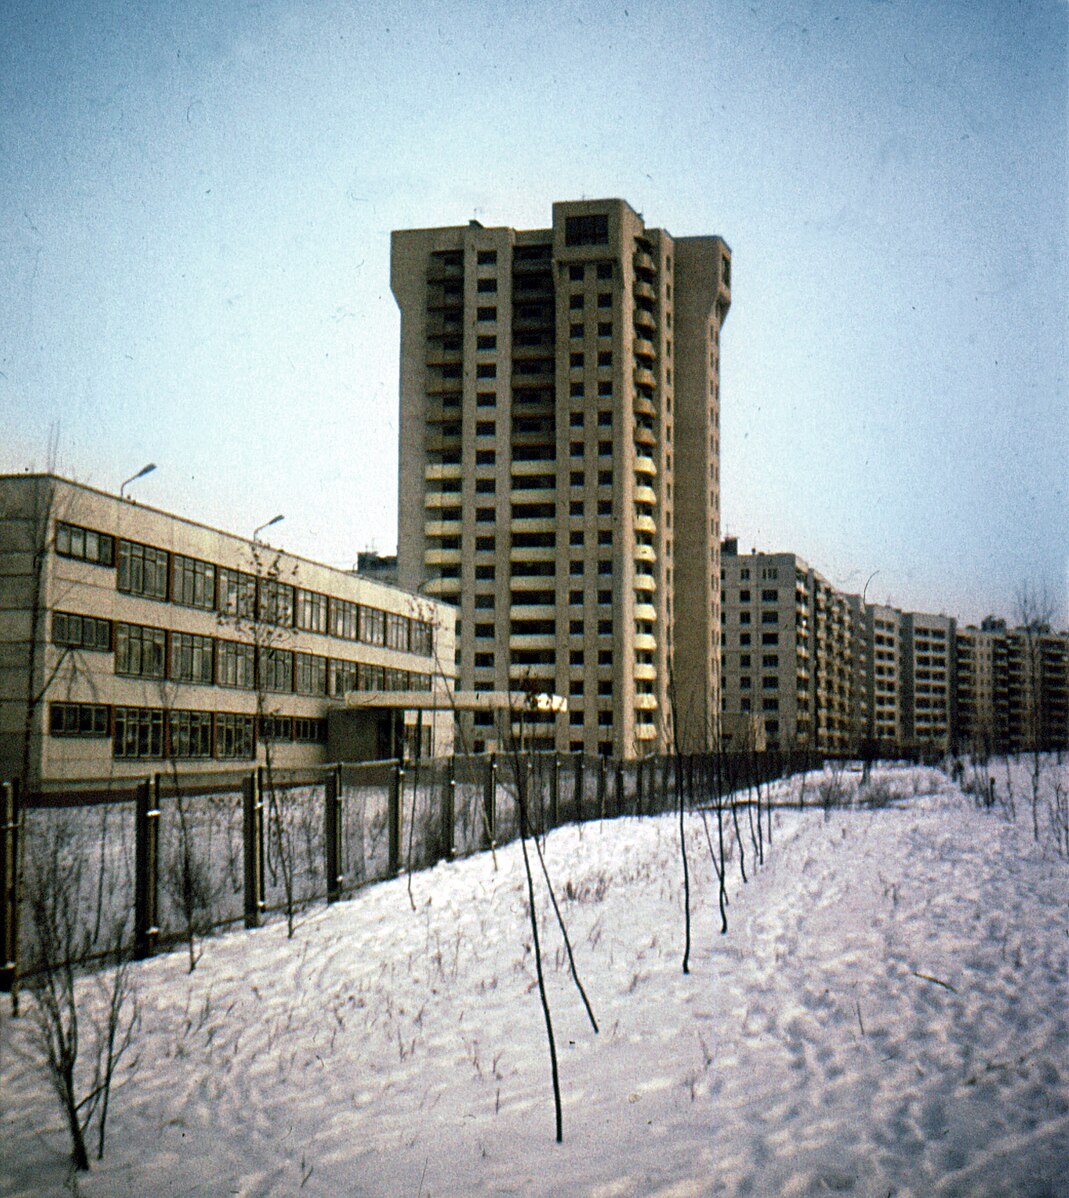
[2,767,1066,1197]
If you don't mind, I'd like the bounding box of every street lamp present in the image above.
[253,514,284,541]
[120,462,156,498]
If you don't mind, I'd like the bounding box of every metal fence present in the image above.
[0,748,821,989]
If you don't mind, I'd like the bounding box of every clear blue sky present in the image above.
[1,0,1066,626]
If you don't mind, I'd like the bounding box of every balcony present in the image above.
[633,279,655,303]
[634,633,657,652]
[424,461,463,481]
[633,394,656,419]
[424,547,461,567]
[424,519,462,539]
[424,577,460,599]
[634,661,657,681]
[635,693,658,712]
[634,484,657,506]
[635,722,658,741]
[634,425,656,449]
[508,632,557,651]
[633,305,656,332]
[634,514,657,535]
[633,336,656,361]
[634,366,656,390]
[634,602,657,622]
[634,572,656,594]
[424,490,462,509]
[634,543,656,565]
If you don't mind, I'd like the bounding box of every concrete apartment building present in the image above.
[0,475,456,790]
[719,542,856,753]
[392,199,730,756]
[722,543,965,755]
[957,618,1069,754]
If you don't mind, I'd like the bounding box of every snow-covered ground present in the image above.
[2,763,1067,1197]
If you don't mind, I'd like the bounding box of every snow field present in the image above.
[1,763,1067,1197]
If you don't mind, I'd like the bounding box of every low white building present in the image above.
[0,475,456,791]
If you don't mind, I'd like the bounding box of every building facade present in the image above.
[0,475,456,790]
[392,199,730,756]
[720,543,858,753]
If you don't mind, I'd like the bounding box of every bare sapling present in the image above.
[23,813,140,1171]
[666,671,692,975]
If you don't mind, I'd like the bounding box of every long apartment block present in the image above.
[392,199,730,756]
[0,475,456,789]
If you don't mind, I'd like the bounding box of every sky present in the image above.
[1,0,1066,627]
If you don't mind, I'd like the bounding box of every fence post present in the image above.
[574,754,584,825]
[550,753,560,828]
[614,761,624,817]
[597,756,607,819]
[441,755,456,862]
[325,767,342,904]
[635,756,644,815]
[134,776,160,960]
[243,770,264,928]
[389,761,404,876]
[483,753,497,850]
[0,780,19,995]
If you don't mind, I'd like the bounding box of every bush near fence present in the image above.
[1,748,822,987]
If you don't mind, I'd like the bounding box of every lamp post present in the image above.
[120,462,156,498]
[253,514,284,542]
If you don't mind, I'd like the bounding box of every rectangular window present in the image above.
[385,612,409,652]
[113,706,164,759]
[477,250,497,265]
[329,658,359,697]
[293,717,327,743]
[49,702,109,737]
[217,639,255,688]
[476,277,497,293]
[410,619,433,657]
[477,306,497,322]
[597,351,612,367]
[296,589,329,634]
[215,713,254,759]
[331,597,359,640]
[260,647,293,693]
[259,579,294,626]
[217,567,256,619]
[169,710,213,758]
[54,522,114,567]
[564,213,609,246]
[172,555,216,609]
[52,611,111,652]
[170,632,214,684]
[117,540,169,600]
[114,623,166,678]
[359,605,386,646]
[295,651,328,695]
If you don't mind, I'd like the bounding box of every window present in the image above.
[597,351,612,367]
[476,363,496,379]
[295,652,328,695]
[564,214,608,246]
[215,713,254,759]
[739,612,751,625]
[570,352,584,368]
[115,623,166,678]
[217,567,256,618]
[260,647,293,693]
[598,649,612,665]
[50,702,109,737]
[172,555,216,609]
[385,613,408,651]
[476,391,496,407]
[598,441,612,457]
[762,611,779,624]
[410,619,433,656]
[761,632,779,646]
[217,639,254,688]
[170,632,214,684]
[258,579,294,626]
[761,589,778,602]
[476,277,497,294]
[569,294,584,310]
[476,450,496,466]
[52,611,111,651]
[55,522,114,567]
[293,717,327,743]
[117,540,169,600]
[477,306,497,321]
[598,381,613,396]
[296,589,328,634]
[329,658,359,698]
[476,420,495,436]
[570,650,585,665]
[113,707,165,759]
[570,323,583,339]
[477,250,497,265]
[597,293,612,309]
[170,710,213,758]
[477,335,497,351]
[359,606,386,646]
[569,264,585,280]
[569,560,584,575]
[597,262,613,280]
[569,619,583,635]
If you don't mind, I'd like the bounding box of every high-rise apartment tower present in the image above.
[392,199,730,756]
